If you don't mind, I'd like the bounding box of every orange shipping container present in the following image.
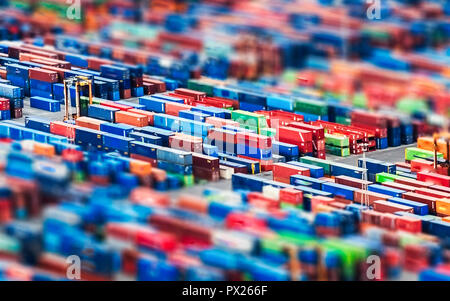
[417,136,448,159]
[151,168,167,181]
[436,199,450,217]
[128,109,155,125]
[115,111,148,127]
[33,142,55,157]
[177,195,208,214]
[129,159,152,176]
[76,116,105,130]
[165,102,191,116]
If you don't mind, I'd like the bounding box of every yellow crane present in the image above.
[432,132,450,175]
[63,76,93,121]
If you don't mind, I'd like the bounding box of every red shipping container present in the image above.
[12,108,22,119]
[128,109,154,125]
[279,188,303,206]
[395,177,433,189]
[379,213,398,230]
[255,111,291,128]
[100,100,132,111]
[207,128,237,144]
[361,210,383,225]
[169,135,202,153]
[246,192,279,209]
[204,97,236,109]
[29,56,71,69]
[0,200,11,223]
[236,131,272,149]
[267,110,304,123]
[62,149,83,163]
[39,65,68,81]
[335,175,372,189]
[288,122,325,140]
[149,214,211,243]
[168,93,195,103]
[414,188,450,199]
[20,44,65,59]
[165,102,191,116]
[174,88,206,100]
[315,150,327,159]
[382,181,417,192]
[395,216,422,233]
[402,192,437,214]
[351,110,388,128]
[143,78,166,92]
[0,98,10,111]
[115,111,148,127]
[193,166,220,182]
[410,159,434,173]
[225,212,266,231]
[50,121,78,138]
[88,57,113,71]
[328,202,348,210]
[273,163,310,184]
[395,162,411,169]
[122,89,131,100]
[20,47,58,59]
[354,189,390,206]
[417,171,450,187]
[143,82,158,95]
[310,196,335,212]
[297,141,313,153]
[314,139,326,151]
[278,126,313,144]
[192,152,219,170]
[29,68,58,83]
[431,185,450,194]
[31,59,60,67]
[136,229,177,252]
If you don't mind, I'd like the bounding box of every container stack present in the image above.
[236,131,273,171]
[325,133,350,157]
[278,126,313,157]
[0,83,23,119]
[100,65,130,100]
[192,153,220,182]
[29,68,58,99]
[156,147,193,188]
[287,122,326,159]
[351,111,390,149]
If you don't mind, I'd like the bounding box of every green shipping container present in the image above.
[300,156,332,175]
[326,144,350,157]
[294,98,328,116]
[325,133,349,147]
[405,147,443,161]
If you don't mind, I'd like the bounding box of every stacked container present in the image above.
[351,110,389,149]
[0,83,23,119]
[29,68,59,99]
[100,65,131,99]
[288,122,326,159]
